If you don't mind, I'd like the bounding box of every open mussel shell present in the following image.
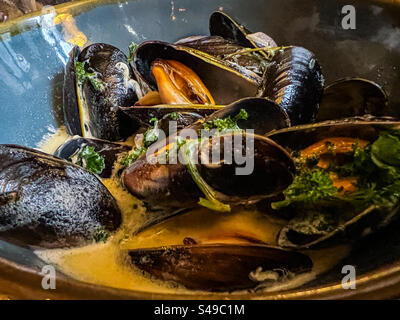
[267,117,400,150]
[317,78,389,122]
[127,244,313,292]
[54,137,130,178]
[134,41,323,125]
[133,41,261,105]
[0,145,121,249]
[63,43,140,141]
[175,35,271,78]
[122,132,294,213]
[267,118,400,249]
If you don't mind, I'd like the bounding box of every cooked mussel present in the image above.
[317,78,388,121]
[127,244,312,292]
[0,145,121,248]
[63,43,141,141]
[133,41,261,105]
[267,118,400,249]
[122,132,294,226]
[133,40,323,125]
[54,137,130,178]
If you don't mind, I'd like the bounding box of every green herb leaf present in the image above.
[164,112,180,121]
[203,109,248,132]
[127,42,138,64]
[76,146,105,175]
[92,226,110,243]
[121,146,147,168]
[143,118,160,147]
[181,139,231,212]
[371,132,400,168]
[75,61,105,91]
[271,169,338,210]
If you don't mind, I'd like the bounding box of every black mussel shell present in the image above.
[63,46,82,136]
[0,145,121,249]
[122,132,294,212]
[175,35,268,76]
[63,43,140,141]
[122,98,292,233]
[260,46,324,125]
[209,11,256,48]
[317,78,389,122]
[267,117,400,151]
[54,137,130,178]
[267,119,400,249]
[127,244,313,292]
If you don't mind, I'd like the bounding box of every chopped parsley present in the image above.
[271,169,337,210]
[75,61,105,91]
[120,118,161,168]
[121,146,147,167]
[127,42,138,64]
[203,109,248,132]
[163,112,181,121]
[143,117,160,147]
[75,146,105,175]
[272,130,400,234]
[92,226,110,243]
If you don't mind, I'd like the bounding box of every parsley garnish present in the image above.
[92,226,110,243]
[75,61,105,91]
[127,42,138,64]
[203,109,248,132]
[143,117,160,147]
[76,146,105,175]
[121,146,147,168]
[271,169,337,210]
[272,130,400,214]
[164,112,180,121]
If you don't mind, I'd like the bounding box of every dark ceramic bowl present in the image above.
[0,0,400,299]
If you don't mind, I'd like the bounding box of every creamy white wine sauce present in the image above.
[35,127,350,295]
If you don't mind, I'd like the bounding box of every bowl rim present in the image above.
[2,252,400,299]
[1,0,400,299]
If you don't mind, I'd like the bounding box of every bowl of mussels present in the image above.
[0,0,400,299]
